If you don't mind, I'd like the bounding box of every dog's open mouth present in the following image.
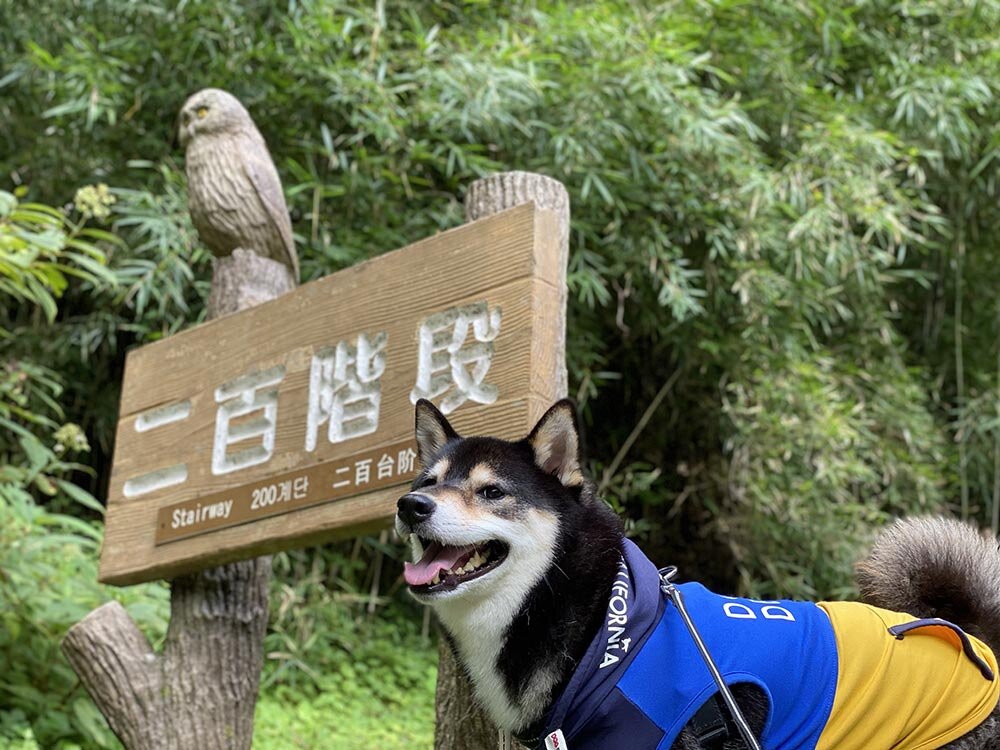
[404,537,509,593]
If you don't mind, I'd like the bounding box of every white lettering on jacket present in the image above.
[600,560,633,669]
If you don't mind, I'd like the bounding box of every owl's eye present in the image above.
[196,107,209,119]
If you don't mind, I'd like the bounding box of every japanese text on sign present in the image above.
[156,441,419,544]
[124,302,501,503]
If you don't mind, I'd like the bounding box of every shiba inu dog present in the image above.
[396,399,1000,749]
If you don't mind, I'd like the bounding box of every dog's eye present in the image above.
[478,485,505,500]
[417,476,436,489]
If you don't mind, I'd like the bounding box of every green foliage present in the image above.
[0,193,169,749]
[3,0,999,592]
[257,554,436,749]
[2,0,1000,745]
[0,187,119,502]
[0,188,117,323]
[254,662,435,750]
[0,485,169,749]
[264,543,425,691]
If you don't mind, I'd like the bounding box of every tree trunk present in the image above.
[434,172,570,750]
[63,249,296,749]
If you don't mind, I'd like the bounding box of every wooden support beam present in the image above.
[434,172,570,750]
[62,249,294,749]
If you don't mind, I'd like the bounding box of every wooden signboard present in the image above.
[100,203,563,585]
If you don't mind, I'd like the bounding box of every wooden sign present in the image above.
[100,203,563,585]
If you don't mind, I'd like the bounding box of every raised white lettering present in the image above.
[762,605,795,621]
[724,602,757,620]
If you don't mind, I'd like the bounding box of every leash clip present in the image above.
[659,565,679,587]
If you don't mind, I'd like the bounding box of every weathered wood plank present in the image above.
[100,203,561,585]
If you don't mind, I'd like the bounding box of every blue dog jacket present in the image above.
[531,539,999,750]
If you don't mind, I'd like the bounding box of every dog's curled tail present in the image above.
[856,516,1000,652]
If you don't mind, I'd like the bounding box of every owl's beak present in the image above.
[175,109,194,149]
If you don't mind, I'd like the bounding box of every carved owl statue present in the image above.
[179,88,299,279]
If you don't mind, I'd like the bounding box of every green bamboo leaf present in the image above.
[54,479,105,515]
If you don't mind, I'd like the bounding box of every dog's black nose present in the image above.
[397,493,436,528]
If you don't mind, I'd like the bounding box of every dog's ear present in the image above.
[414,399,459,466]
[527,399,584,488]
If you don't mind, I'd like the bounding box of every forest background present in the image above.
[2,1,999,747]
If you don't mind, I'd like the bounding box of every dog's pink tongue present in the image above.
[404,542,473,586]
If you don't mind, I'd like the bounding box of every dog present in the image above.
[396,399,1000,749]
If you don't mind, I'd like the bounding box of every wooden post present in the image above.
[435,172,570,750]
[62,249,295,749]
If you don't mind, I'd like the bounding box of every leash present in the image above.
[659,566,764,750]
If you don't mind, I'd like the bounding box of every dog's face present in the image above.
[395,399,586,605]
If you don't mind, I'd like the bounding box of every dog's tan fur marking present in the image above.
[446,464,503,513]
[423,484,495,520]
[470,463,497,487]
[427,486,465,511]
[430,457,450,482]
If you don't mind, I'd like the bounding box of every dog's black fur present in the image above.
[400,400,1000,749]
[409,426,624,735]
[492,457,622,739]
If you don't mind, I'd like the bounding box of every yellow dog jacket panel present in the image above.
[817,602,1000,750]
